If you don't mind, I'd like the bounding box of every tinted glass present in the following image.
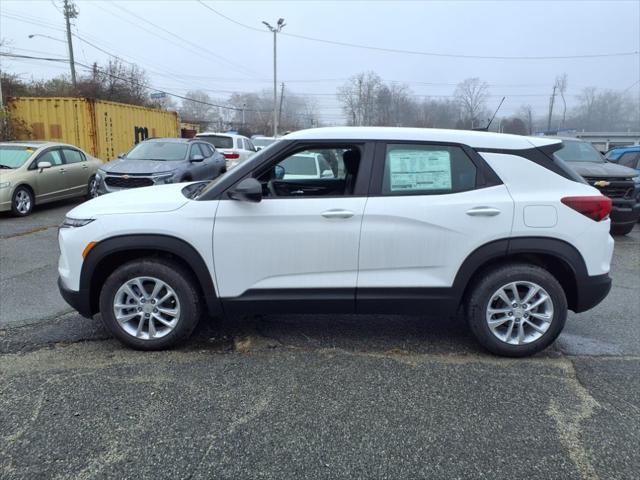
[554,141,603,163]
[127,142,188,161]
[0,146,34,168]
[198,135,233,149]
[382,144,476,195]
[62,148,84,164]
[253,138,276,147]
[280,154,318,176]
[200,143,214,156]
[39,150,64,166]
[618,152,640,168]
[190,144,204,159]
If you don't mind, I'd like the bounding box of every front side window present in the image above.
[0,146,35,169]
[190,144,204,159]
[62,148,84,164]
[254,146,361,198]
[127,142,188,161]
[38,149,64,166]
[382,144,476,195]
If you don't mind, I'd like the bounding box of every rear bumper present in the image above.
[610,200,640,226]
[58,277,93,318]
[573,273,612,313]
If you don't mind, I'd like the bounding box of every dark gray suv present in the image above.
[95,138,226,195]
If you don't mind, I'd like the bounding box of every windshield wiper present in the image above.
[0,164,13,169]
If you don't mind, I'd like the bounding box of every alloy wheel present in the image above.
[14,190,31,214]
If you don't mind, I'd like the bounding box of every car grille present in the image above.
[105,175,154,188]
[584,177,635,199]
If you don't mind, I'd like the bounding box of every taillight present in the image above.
[561,196,612,221]
[224,152,240,159]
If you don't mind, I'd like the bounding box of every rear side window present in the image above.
[62,148,85,164]
[198,135,233,149]
[382,144,476,195]
[618,152,640,169]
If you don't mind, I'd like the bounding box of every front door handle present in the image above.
[466,206,501,217]
[321,209,354,219]
[59,168,66,174]
[82,164,88,169]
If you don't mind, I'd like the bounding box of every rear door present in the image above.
[357,141,514,311]
[60,148,91,195]
[213,142,373,312]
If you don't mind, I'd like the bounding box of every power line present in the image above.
[196,1,639,60]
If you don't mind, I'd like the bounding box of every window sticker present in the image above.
[388,150,452,191]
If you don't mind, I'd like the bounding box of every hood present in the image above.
[67,183,190,218]
[565,161,638,179]
[100,158,183,175]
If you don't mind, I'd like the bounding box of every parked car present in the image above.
[252,136,278,151]
[279,152,335,179]
[95,138,226,195]
[59,127,613,357]
[605,146,640,210]
[0,141,102,217]
[195,132,256,169]
[553,138,640,235]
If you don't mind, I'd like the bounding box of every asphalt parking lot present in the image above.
[1,200,639,479]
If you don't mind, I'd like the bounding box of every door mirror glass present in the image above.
[37,161,52,170]
[190,154,205,162]
[118,153,126,159]
[274,164,285,180]
[229,178,262,203]
[320,169,335,178]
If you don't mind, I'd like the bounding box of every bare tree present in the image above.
[518,104,535,134]
[178,90,216,129]
[338,72,383,126]
[555,74,568,128]
[569,87,637,131]
[454,78,489,128]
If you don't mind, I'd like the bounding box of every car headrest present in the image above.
[343,149,360,174]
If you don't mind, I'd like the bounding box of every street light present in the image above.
[263,18,285,137]
[28,33,66,43]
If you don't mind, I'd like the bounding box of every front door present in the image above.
[32,149,70,202]
[213,143,372,313]
[61,148,91,196]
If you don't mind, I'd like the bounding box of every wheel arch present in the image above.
[454,237,587,312]
[81,234,222,317]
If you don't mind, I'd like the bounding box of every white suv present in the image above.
[195,132,256,169]
[58,127,614,356]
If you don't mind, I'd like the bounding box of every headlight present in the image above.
[0,181,11,189]
[95,170,105,181]
[152,172,176,184]
[60,217,94,228]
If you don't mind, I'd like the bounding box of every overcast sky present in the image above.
[1,0,639,124]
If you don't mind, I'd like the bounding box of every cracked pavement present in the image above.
[1,200,639,479]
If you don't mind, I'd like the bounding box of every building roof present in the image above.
[283,127,561,150]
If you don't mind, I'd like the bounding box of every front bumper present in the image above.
[58,277,93,318]
[573,273,612,313]
[610,199,640,226]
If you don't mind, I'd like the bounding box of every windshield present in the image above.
[126,142,188,161]
[554,140,604,163]
[197,135,233,149]
[253,138,276,147]
[0,146,35,168]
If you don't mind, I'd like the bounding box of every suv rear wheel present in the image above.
[466,263,567,357]
[99,258,201,350]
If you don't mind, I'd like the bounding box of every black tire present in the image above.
[86,175,98,200]
[466,263,567,357]
[99,258,201,350]
[611,223,635,236]
[11,185,34,217]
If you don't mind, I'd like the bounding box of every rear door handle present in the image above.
[82,164,88,169]
[321,209,354,219]
[59,168,66,174]
[466,206,501,217]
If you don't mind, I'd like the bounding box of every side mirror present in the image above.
[117,153,126,159]
[228,178,262,203]
[190,154,205,162]
[320,169,335,178]
[38,161,52,171]
[274,165,285,180]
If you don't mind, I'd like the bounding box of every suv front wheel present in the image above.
[466,263,567,357]
[99,258,201,350]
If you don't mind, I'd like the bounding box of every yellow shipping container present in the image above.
[7,97,179,161]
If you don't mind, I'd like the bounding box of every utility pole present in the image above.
[262,18,285,137]
[278,82,285,129]
[547,84,557,132]
[241,103,246,128]
[63,0,78,88]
